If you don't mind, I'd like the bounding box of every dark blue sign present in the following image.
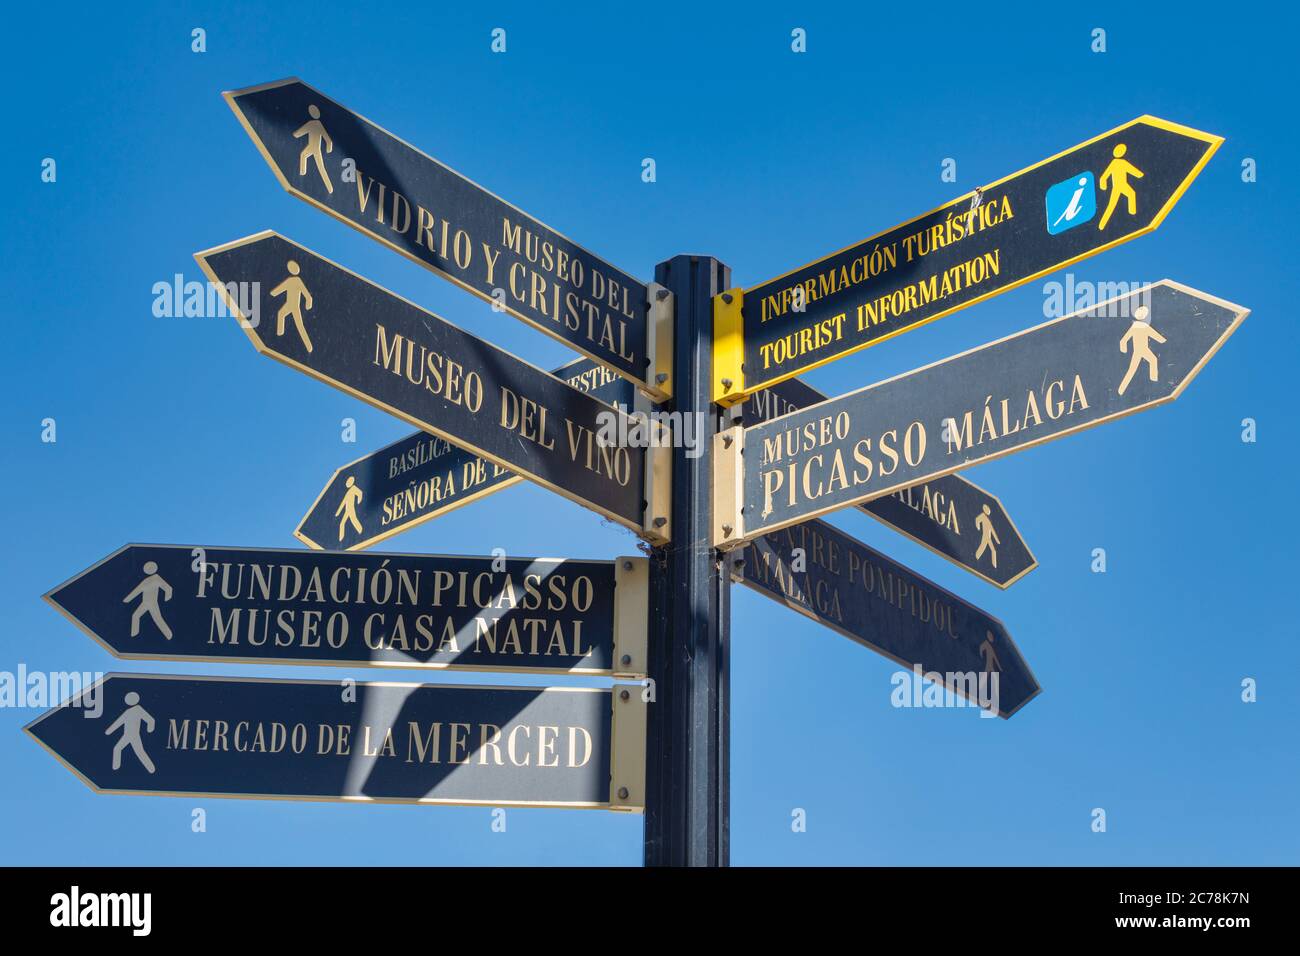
[27,674,645,809]
[297,357,635,551]
[740,519,1040,718]
[746,377,1036,588]
[735,281,1248,540]
[195,231,663,540]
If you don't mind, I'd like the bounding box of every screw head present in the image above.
[722,523,733,536]
[618,787,630,800]
[622,560,633,570]
[720,378,733,390]
[655,288,670,301]
[619,689,631,701]
[721,292,734,305]
[655,372,668,384]
[621,654,632,666]
[653,516,667,528]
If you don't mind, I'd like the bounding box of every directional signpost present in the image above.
[716,281,1248,546]
[738,519,1039,718]
[46,545,649,677]
[195,231,670,543]
[748,377,1036,588]
[27,81,1251,867]
[297,357,636,551]
[714,116,1222,403]
[226,78,673,398]
[27,673,647,810]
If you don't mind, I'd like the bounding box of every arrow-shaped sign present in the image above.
[27,673,647,810]
[715,281,1247,545]
[195,231,670,543]
[747,378,1036,588]
[226,78,671,397]
[737,518,1039,718]
[297,356,636,551]
[46,545,649,677]
[714,116,1222,404]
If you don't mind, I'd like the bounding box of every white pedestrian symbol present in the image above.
[974,504,1000,569]
[124,561,173,640]
[106,691,156,774]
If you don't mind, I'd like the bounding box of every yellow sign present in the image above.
[715,116,1222,404]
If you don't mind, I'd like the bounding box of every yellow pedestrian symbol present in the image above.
[106,691,156,774]
[1118,304,1166,396]
[336,475,364,541]
[294,104,334,194]
[974,504,1000,569]
[124,561,173,640]
[1098,143,1143,231]
[270,260,315,353]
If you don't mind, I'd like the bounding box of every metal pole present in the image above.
[644,255,731,867]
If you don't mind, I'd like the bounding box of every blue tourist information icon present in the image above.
[1045,171,1097,234]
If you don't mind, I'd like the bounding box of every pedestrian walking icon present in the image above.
[974,505,1000,569]
[106,692,155,773]
[1098,143,1144,231]
[270,260,315,353]
[1118,304,1166,396]
[294,104,334,194]
[978,630,1003,675]
[1044,171,1097,235]
[124,562,173,640]
[336,475,364,541]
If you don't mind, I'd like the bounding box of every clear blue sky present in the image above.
[2,1,1296,865]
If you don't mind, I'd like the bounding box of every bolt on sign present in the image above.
[743,522,1034,717]
[195,232,671,544]
[737,518,1039,718]
[225,78,673,398]
[713,116,1222,404]
[747,377,1036,588]
[715,281,1248,546]
[45,545,650,678]
[27,674,647,811]
[297,357,636,552]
